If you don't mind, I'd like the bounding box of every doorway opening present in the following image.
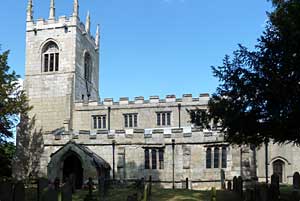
[273,159,284,183]
[63,153,83,189]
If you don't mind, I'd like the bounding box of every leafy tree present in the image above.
[190,0,300,145]
[0,48,30,141]
[0,142,15,178]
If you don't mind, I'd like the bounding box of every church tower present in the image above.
[25,0,100,132]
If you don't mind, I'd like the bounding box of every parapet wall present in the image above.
[44,127,225,145]
[74,94,210,107]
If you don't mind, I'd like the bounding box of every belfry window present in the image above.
[92,115,106,129]
[42,41,59,72]
[84,52,92,82]
[156,112,171,126]
[124,113,138,128]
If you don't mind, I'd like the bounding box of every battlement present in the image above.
[44,127,225,145]
[74,94,210,108]
[26,0,98,48]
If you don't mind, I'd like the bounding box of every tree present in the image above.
[190,0,300,145]
[0,49,30,141]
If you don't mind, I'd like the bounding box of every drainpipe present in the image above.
[108,107,111,131]
[112,140,115,181]
[172,139,175,189]
[265,140,269,183]
[178,104,181,129]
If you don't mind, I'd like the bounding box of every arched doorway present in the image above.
[273,159,284,183]
[63,153,83,189]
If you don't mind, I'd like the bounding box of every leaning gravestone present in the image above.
[13,182,25,201]
[237,176,243,197]
[227,181,232,191]
[233,176,237,192]
[43,187,59,201]
[61,181,72,201]
[271,173,280,201]
[293,172,300,189]
[0,182,13,201]
[220,169,225,189]
[38,178,49,201]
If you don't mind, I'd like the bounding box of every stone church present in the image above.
[21,0,300,189]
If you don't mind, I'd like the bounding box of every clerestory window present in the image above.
[42,41,59,72]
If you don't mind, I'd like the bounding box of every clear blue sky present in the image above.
[0,0,272,100]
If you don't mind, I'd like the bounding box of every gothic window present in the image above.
[92,115,106,129]
[124,113,138,128]
[144,149,150,169]
[206,147,212,168]
[156,112,171,126]
[214,147,220,168]
[84,52,92,82]
[42,41,59,72]
[159,149,164,169]
[221,147,227,168]
[152,149,157,169]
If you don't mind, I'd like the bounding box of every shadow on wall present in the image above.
[13,114,44,180]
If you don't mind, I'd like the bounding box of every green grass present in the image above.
[71,186,242,201]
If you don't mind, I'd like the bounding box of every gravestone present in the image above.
[227,181,232,191]
[271,173,280,201]
[148,176,152,196]
[13,182,25,201]
[233,176,238,192]
[293,172,300,189]
[220,169,225,189]
[0,182,13,201]
[61,180,72,201]
[44,187,59,201]
[186,178,189,189]
[237,176,243,197]
[38,178,49,201]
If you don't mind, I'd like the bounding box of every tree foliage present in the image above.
[0,49,31,141]
[190,0,300,145]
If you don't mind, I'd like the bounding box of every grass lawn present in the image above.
[72,185,242,201]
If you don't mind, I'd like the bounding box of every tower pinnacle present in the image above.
[73,0,79,17]
[95,24,100,48]
[27,0,33,22]
[49,0,55,20]
[85,11,90,33]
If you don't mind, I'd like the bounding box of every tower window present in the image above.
[214,147,220,168]
[206,147,212,169]
[156,112,171,126]
[84,52,92,82]
[145,149,150,169]
[42,41,59,72]
[221,147,227,168]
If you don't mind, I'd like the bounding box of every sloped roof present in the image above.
[50,140,111,170]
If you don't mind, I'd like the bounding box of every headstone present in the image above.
[271,173,280,201]
[237,176,243,197]
[211,187,216,201]
[220,169,225,189]
[233,176,238,192]
[13,182,25,201]
[227,181,232,191]
[38,178,49,201]
[292,190,299,201]
[61,180,72,201]
[148,176,152,196]
[293,172,300,189]
[43,187,59,201]
[0,182,13,201]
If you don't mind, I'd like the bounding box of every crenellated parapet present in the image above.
[44,126,225,145]
[74,94,210,108]
[26,0,99,48]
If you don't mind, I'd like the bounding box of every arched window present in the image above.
[42,41,59,72]
[152,149,157,169]
[206,147,212,168]
[273,159,285,183]
[214,147,219,168]
[144,149,150,169]
[84,52,92,82]
[221,147,227,168]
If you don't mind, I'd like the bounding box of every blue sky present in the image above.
[0,0,272,100]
